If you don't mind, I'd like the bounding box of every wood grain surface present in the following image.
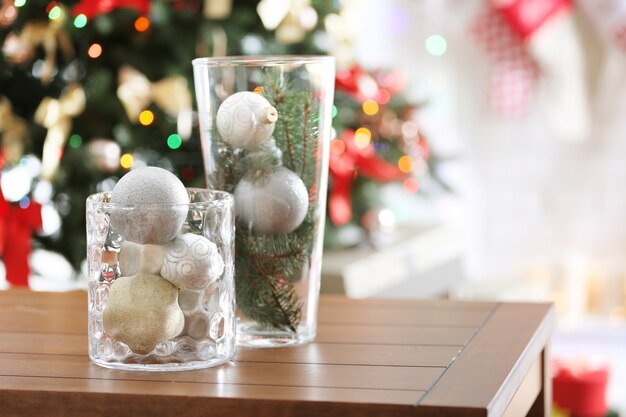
[0,290,554,417]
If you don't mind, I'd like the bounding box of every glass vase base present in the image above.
[236,323,315,348]
[90,355,233,372]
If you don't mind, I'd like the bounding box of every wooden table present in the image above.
[0,290,554,417]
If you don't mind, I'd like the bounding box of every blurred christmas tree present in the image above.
[0,0,439,286]
[325,64,438,247]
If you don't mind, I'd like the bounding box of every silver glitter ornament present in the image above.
[234,166,309,234]
[110,167,189,244]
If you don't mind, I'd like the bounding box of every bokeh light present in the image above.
[14,0,27,7]
[74,14,87,28]
[362,100,379,116]
[19,196,30,209]
[377,89,391,105]
[120,153,134,169]
[425,34,447,56]
[134,16,150,32]
[139,110,154,125]
[403,177,420,194]
[354,127,371,148]
[402,121,419,138]
[167,133,182,149]
[332,104,338,118]
[355,127,371,139]
[330,139,346,155]
[398,155,414,173]
[88,43,102,58]
[69,134,82,148]
[4,4,16,19]
[48,4,62,20]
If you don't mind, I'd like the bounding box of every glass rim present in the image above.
[86,188,233,209]
[192,55,334,68]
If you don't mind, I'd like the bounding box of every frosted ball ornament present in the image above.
[216,91,278,149]
[110,167,189,244]
[118,241,164,276]
[234,167,309,234]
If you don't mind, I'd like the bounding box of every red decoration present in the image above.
[335,66,363,96]
[72,0,150,18]
[0,188,42,287]
[494,0,571,41]
[553,358,609,417]
[328,129,407,226]
[335,65,380,102]
[471,6,538,117]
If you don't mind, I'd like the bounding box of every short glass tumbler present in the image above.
[86,189,235,371]
[193,56,335,346]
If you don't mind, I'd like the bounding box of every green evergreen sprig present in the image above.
[223,74,319,332]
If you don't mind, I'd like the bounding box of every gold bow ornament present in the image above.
[2,16,73,85]
[34,84,86,180]
[0,96,28,166]
[117,66,193,140]
[257,0,318,44]
[204,0,232,19]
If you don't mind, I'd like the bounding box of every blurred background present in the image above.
[1,0,625,415]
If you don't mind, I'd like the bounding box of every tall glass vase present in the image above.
[193,56,335,347]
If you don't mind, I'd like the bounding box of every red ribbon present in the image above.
[335,65,380,102]
[0,188,42,287]
[72,0,150,18]
[493,0,571,41]
[328,129,407,226]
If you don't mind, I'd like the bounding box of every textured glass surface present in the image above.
[86,189,235,371]
[193,56,335,347]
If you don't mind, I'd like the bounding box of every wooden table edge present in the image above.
[417,302,556,417]
[0,387,427,417]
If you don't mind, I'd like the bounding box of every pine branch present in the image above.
[300,101,310,178]
[230,72,320,332]
[235,227,306,332]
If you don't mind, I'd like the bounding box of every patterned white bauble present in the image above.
[118,241,164,276]
[234,167,309,234]
[110,167,189,244]
[160,233,224,290]
[216,91,278,149]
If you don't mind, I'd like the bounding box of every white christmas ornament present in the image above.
[110,167,189,244]
[161,233,224,290]
[118,241,164,276]
[216,91,277,149]
[234,167,309,234]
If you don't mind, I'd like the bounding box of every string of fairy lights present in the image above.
[6,0,448,192]
[329,67,426,196]
[9,0,184,175]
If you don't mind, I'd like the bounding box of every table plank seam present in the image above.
[316,322,482,328]
[234,361,449,368]
[415,302,501,407]
[0,373,429,393]
[0,330,86,336]
[0,352,457,368]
